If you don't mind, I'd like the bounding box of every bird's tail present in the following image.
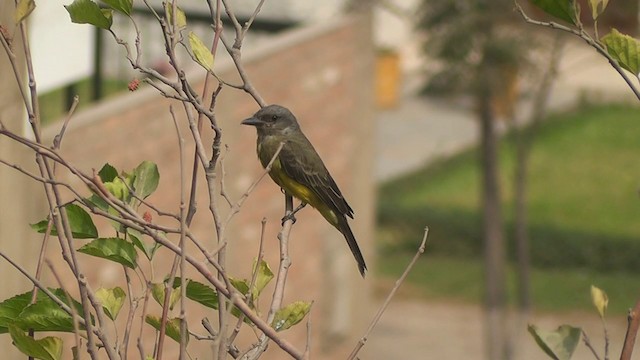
[336,215,367,277]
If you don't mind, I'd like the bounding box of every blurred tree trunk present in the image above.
[478,54,509,360]
[513,32,565,321]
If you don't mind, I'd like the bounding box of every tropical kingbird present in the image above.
[242,105,367,277]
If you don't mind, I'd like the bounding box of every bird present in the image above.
[242,104,367,277]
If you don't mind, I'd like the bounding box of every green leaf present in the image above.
[128,228,160,260]
[151,283,181,311]
[30,203,98,239]
[189,31,214,71]
[145,316,187,344]
[529,0,578,25]
[77,237,138,268]
[590,285,608,318]
[271,301,312,332]
[164,2,187,29]
[95,287,126,320]
[65,0,113,30]
[18,297,76,333]
[132,161,159,201]
[601,29,640,76]
[15,0,36,23]
[588,0,609,19]
[0,292,31,333]
[9,325,63,360]
[100,0,132,15]
[85,194,110,212]
[252,259,274,299]
[181,279,219,309]
[172,278,221,309]
[0,289,87,333]
[62,203,98,239]
[528,324,581,360]
[97,163,118,183]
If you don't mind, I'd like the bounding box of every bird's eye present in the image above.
[271,115,278,121]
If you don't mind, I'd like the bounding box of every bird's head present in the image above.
[241,104,300,135]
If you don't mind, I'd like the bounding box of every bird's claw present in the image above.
[281,213,297,226]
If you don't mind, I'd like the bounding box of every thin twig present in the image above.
[45,260,83,356]
[156,105,186,360]
[515,2,640,101]
[602,316,609,360]
[302,308,312,360]
[137,285,152,360]
[174,102,189,360]
[582,331,602,360]
[121,267,139,360]
[347,227,430,360]
[53,95,79,150]
[224,142,285,225]
[228,217,268,351]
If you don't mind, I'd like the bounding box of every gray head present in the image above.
[241,104,300,135]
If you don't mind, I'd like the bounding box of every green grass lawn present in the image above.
[377,103,640,313]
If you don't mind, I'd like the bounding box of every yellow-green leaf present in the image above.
[9,325,63,360]
[528,324,581,360]
[164,3,186,29]
[252,259,274,300]
[145,316,187,344]
[189,31,213,71]
[271,301,312,332]
[95,287,126,320]
[15,0,35,23]
[64,0,113,30]
[590,285,608,318]
[601,29,640,76]
[588,0,609,19]
[151,283,181,311]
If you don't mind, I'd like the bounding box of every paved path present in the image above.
[361,299,633,360]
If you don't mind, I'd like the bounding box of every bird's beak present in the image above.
[241,117,262,126]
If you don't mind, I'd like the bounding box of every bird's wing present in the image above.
[279,136,354,218]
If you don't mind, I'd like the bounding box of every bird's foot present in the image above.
[281,202,307,226]
[281,212,297,226]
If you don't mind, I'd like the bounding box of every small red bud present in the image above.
[128,78,140,91]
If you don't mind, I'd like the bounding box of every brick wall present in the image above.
[40,13,375,359]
